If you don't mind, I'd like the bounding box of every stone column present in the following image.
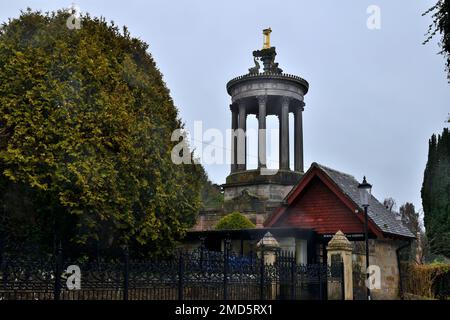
[326,231,353,300]
[257,96,267,169]
[294,102,304,172]
[237,101,247,171]
[230,105,238,173]
[257,232,280,300]
[280,97,290,170]
[278,113,282,170]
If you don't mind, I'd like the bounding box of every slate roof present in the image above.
[313,163,415,239]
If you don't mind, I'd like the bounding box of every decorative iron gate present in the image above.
[274,251,343,300]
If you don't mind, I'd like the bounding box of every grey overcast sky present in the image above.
[0,0,449,211]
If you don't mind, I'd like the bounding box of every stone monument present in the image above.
[223,28,309,223]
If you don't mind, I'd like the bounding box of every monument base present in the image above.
[222,169,303,224]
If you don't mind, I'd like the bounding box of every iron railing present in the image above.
[0,245,344,300]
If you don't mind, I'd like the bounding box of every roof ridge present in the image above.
[312,162,357,180]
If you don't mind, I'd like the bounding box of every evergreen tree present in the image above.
[199,167,224,210]
[421,127,450,257]
[0,9,203,257]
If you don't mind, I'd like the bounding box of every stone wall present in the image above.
[352,239,402,300]
[191,184,295,231]
[191,208,226,231]
[224,184,293,203]
[223,184,294,224]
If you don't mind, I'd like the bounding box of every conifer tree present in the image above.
[421,127,450,257]
[0,9,203,257]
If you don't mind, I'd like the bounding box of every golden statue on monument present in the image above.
[263,28,272,49]
[249,28,282,74]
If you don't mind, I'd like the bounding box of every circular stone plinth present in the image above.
[227,72,309,102]
[224,169,303,186]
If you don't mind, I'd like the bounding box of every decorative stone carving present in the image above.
[252,45,283,74]
[223,189,266,216]
[248,56,260,75]
[257,232,280,250]
[327,230,352,252]
[256,95,268,105]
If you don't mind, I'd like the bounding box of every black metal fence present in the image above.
[352,261,367,300]
[0,245,343,300]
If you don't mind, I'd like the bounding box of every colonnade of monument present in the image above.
[230,96,305,173]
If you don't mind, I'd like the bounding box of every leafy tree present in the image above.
[398,202,424,263]
[423,0,450,83]
[0,9,203,257]
[421,128,450,258]
[399,202,420,236]
[383,198,424,262]
[215,212,255,230]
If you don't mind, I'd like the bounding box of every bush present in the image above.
[400,262,450,299]
[215,212,255,230]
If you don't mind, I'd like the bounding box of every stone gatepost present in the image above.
[327,230,353,300]
[257,232,279,264]
[257,232,280,299]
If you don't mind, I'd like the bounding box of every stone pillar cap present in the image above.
[326,230,352,252]
[257,232,280,249]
